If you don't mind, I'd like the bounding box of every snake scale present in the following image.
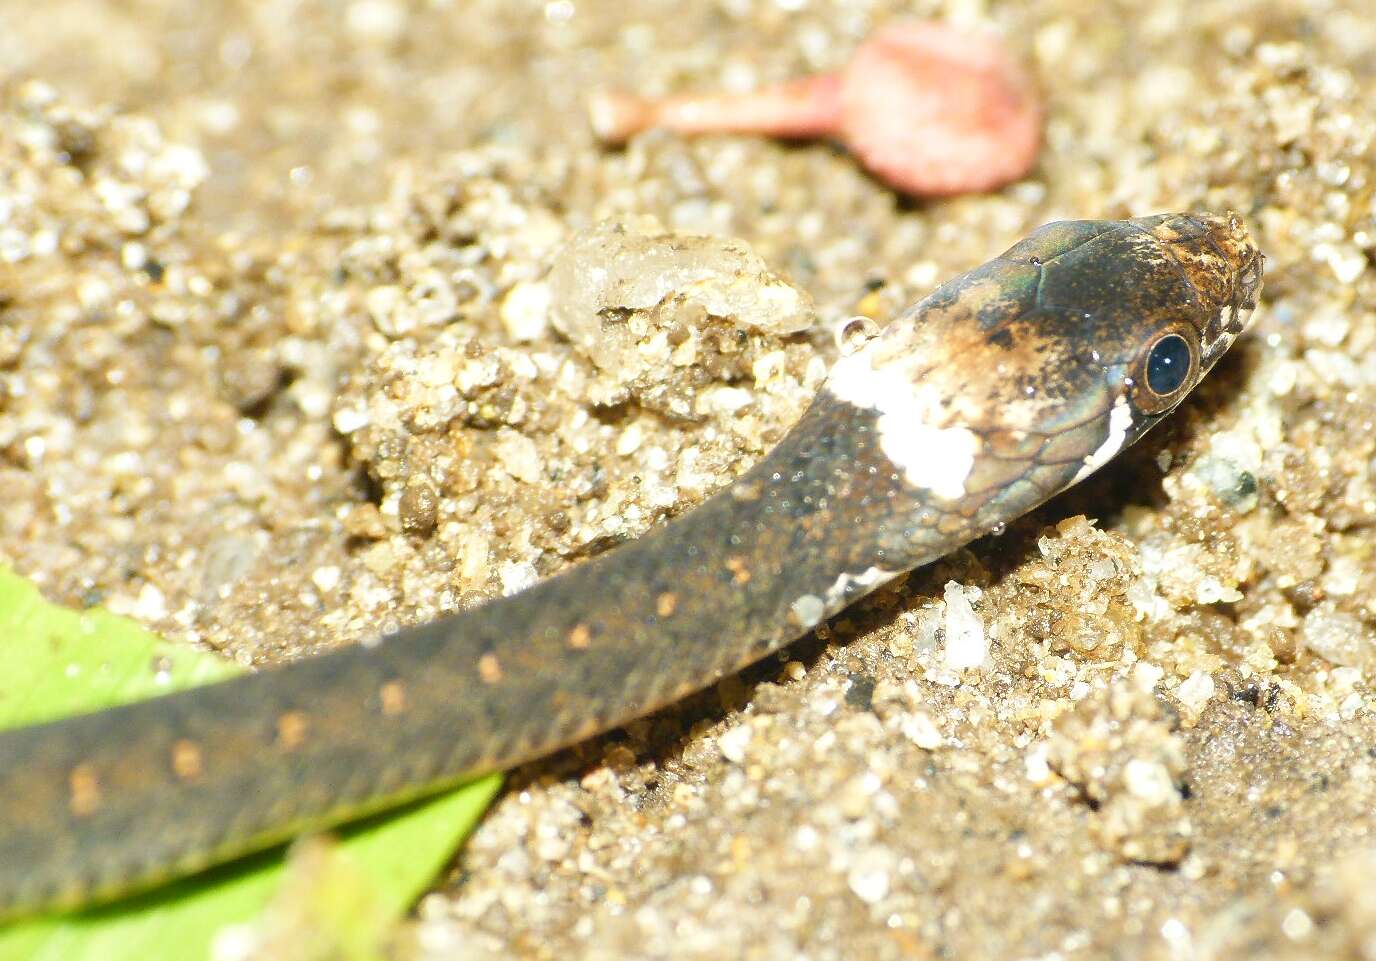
[0,212,1263,917]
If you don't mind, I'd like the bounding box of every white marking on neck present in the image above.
[790,594,826,629]
[1071,396,1133,485]
[823,566,898,609]
[825,351,980,502]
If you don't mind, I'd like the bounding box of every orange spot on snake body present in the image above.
[937,514,966,536]
[478,652,503,684]
[276,711,309,750]
[380,680,407,716]
[656,592,678,617]
[68,764,101,817]
[171,739,204,781]
[726,556,752,585]
[567,623,592,650]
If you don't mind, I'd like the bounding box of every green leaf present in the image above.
[0,567,501,961]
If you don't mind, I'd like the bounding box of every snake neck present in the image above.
[421,387,970,723]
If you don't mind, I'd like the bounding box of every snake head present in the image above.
[822,212,1263,560]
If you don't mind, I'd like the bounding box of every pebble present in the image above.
[1301,602,1376,668]
[498,561,539,596]
[941,581,986,669]
[900,711,943,750]
[847,863,890,905]
[547,220,813,351]
[717,724,752,764]
[1175,671,1215,716]
[399,479,440,536]
[500,280,552,343]
[311,566,341,593]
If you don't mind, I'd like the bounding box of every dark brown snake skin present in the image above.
[0,213,1263,917]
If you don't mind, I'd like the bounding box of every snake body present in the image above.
[0,213,1262,917]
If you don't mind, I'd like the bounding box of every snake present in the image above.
[0,212,1263,918]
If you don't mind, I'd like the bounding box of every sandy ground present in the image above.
[3,0,1376,958]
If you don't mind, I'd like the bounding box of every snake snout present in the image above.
[1235,249,1265,313]
[1180,212,1264,355]
[1215,212,1265,316]
[1205,211,1265,310]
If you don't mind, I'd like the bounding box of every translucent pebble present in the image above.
[942,581,986,669]
[547,220,812,358]
[501,280,552,343]
[901,711,943,749]
[1175,671,1215,715]
[717,724,752,764]
[1301,601,1376,668]
[847,863,891,904]
[499,561,539,596]
[1123,758,1177,805]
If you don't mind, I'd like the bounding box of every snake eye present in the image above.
[1146,334,1191,395]
[1130,325,1200,415]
